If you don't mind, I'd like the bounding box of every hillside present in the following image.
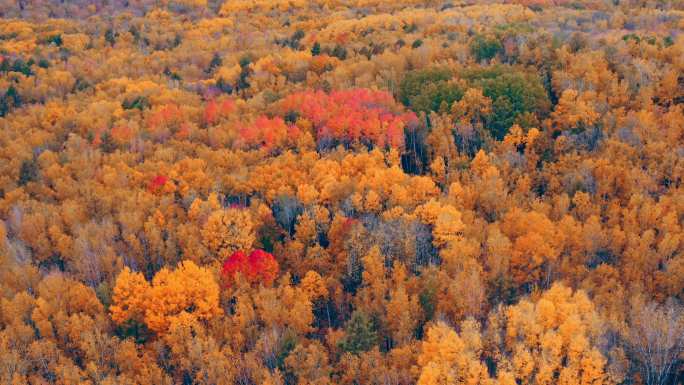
[0,1,683,384]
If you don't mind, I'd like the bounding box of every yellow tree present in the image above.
[110,261,221,334]
[386,263,419,346]
[416,319,494,385]
[414,199,464,249]
[490,283,618,385]
[500,208,561,288]
[201,208,256,262]
[551,89,600,132]
[162,312,236,385]
[285,340,332,385]
[355,245,388,316]
[109,267,150,325]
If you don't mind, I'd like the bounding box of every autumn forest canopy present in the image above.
[1,0,684,384]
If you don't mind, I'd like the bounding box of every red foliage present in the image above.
[204,99,235,126]
[147,104,183,130]
[247,249,279,284]
[237,89,415,152]
[148,175,168,193]
[204,100,219,126]
[221,250,248,284]
[221,249,279,287]
[110,125,134,144]
[238,116,300,151]
[174,122,191,140]
[279,88,416,149]
[335,32,350,45]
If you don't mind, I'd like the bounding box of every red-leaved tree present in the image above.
[148,175,169,193]
[221,249,279,287]
[280,88,416,149]
[238,88,417,152]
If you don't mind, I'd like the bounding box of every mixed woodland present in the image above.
[0,0,684,384]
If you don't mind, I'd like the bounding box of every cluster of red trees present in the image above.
[239,89,417,151]
[279,89,417,149]
[221,249,279,287]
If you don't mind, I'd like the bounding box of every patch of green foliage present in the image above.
[338,311,379,354]
[399,67,463,114]
[470,34,503,62]
[462,65,551,139]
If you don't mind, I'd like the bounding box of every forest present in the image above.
[0,0,683,384]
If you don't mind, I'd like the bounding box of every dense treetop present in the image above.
[0,0,683,384]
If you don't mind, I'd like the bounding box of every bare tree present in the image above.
[625,297,684,385]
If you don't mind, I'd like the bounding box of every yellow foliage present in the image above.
[110,267,150,325]
[300,270,328,300]
[201,209,256,261]
[416,320,492,385]
[415,200,464,248]
[110,261,221,334]
[500,283,613,385]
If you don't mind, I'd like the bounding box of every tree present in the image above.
[470,34,503,62]
[386,281,418,346]
[148,175,169,193]
[300,270,328,300]
[311,42,321,56]
[551,89,600,132]
[285,340,332,385]
[162,312,235,385]
[201,209,256,262]
[339,311,379,355]
[110,261,221,334]
[221,249,279,287]
[272,195,304,235]
[0,86,22,117]
[110,267,150,326]
[500,208,561,288]
[488,283,618,385]
[414,200,465,249]
[416,320,494,385]
[461,66,550,139]
[624,298,684,385]
[399,67,463,114]
[275,88,416,150]
[18,158,38,186]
